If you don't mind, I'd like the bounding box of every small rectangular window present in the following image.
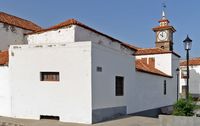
[115,76,124,96]
[96,66,102,72]
[40,72,59,81]
[164,80,167,95]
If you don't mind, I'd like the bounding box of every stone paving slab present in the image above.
[0,116,159,126]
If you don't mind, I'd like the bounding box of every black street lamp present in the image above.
[176,68,180,101]
[183,35,192,100]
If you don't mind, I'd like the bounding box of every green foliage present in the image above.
[173,97,195,116]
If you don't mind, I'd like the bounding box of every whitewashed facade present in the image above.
[1,23,178,123]
[0,66,11,116]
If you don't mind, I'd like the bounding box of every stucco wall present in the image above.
[27,25,75,44]
[91,43,178,115]
[133,54,179,113]
[129,72,177,114]
[9,42,92,124]
[0,66,11,116]
[75,25,134,55]
[0,23,29,50]
[91,42,135,109]
[27,25,134,55]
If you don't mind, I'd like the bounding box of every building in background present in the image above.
[180,58,200,98]
[0,10,180,124]
[0,12,41,51]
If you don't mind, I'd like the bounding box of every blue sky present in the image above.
[0,0,199,58]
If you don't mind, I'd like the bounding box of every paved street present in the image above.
[0,116,159,126]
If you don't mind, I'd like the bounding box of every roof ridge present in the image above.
[138,47,166,50]
[0,12,42,31]
[26,18,138,51]
[0,12,35,24]
[48,18,82,29]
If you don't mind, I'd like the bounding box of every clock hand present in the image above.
[160,32,163,37]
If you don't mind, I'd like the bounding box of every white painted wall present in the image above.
[0,66,11,116]
[9,42,92,124]
[75,25,134,55]
[0,23,29,50]
[128,72,177,113]
[91,42,135,110]
[179,65,200,95]
[133,54,179,113]
[27,25,76,44]
[27,25,134,55]
[91,42,178,114]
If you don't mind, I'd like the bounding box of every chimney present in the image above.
[149,58,155,68]
[141,58,147,64]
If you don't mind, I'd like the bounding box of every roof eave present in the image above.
[136,68,173,78]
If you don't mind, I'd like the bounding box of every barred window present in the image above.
[40,72,59,81]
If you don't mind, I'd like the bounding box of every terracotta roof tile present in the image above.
[152,25,176,32]
[27,18,138,51]
[180,57,200,66]
[135,47,180,57]
[135,59,172,78]
[0,12,42,31]
[0,50,8,65]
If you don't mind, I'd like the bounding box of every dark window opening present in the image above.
[40,72,60,81]
[164,80,167,95]
[96,66,102,72]
[115,76,124,96]
[40,115,60,120]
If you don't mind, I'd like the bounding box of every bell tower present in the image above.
[152,4,176,51]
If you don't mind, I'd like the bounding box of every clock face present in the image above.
[158,31,167,41]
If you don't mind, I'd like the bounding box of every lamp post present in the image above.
[176,68,180,101]
[183,35,192,100]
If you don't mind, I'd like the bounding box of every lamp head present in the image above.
[183,35,192,50]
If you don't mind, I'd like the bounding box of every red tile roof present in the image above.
[0,12,42,31]
[152,25,176,32]
[27,18,138,51]
[136,59,172,78]
[0,50,8,65]
[135,59,172,78]
[180,57,200,66]
[135,48,180,57]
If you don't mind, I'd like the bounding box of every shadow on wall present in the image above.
[187,69,200,97]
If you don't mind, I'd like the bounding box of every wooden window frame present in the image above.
[40,72,60,82]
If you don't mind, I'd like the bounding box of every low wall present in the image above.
[159,115,200,126]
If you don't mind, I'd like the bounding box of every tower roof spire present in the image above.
[162,2,167,20]
[158,2,169,26]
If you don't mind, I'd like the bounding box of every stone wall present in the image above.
[159,115,200,126]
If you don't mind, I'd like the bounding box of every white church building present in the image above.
[0,11,180,124]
